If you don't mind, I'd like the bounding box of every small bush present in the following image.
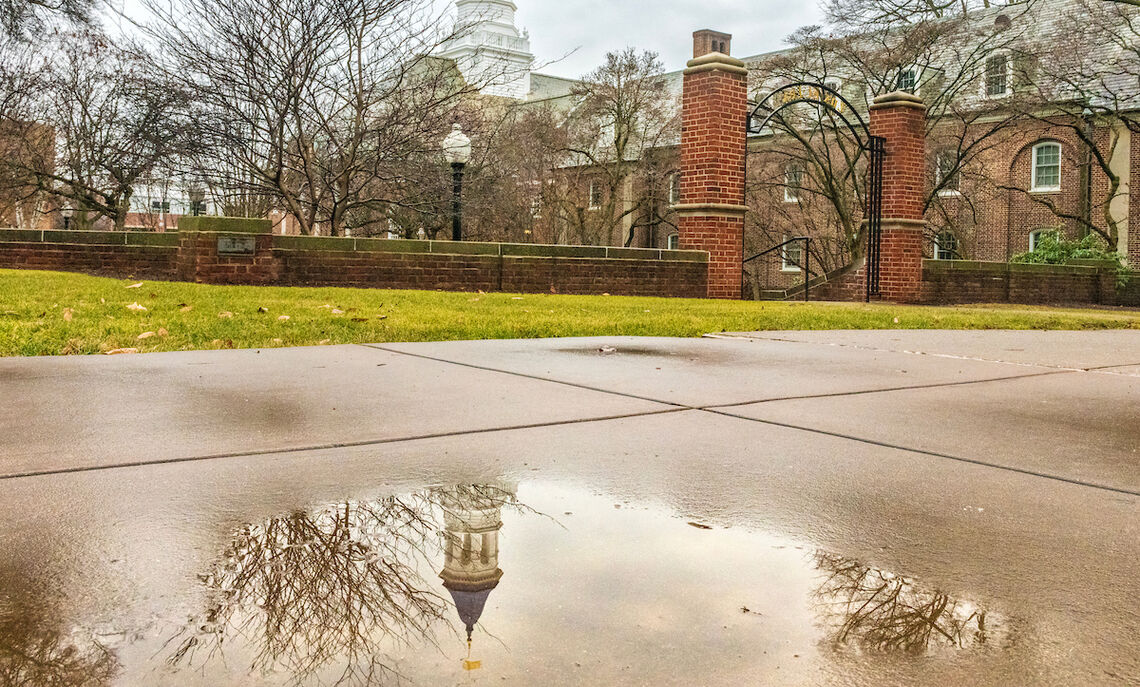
[1011,230,1130,288]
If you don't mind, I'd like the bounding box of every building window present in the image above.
[933,231,958,260]
[190,200,207,216]
[784,164,804,203]
[666,233,679,250]
[935,152,960,195]
[897,68,918,93]
[985,52,1010,98]
[781,235,803,272]
[668,173,681,205]
[588,180,602,209]
[151,200,171,213]
[1031,142,1061,192]
[1028,228,1055,251]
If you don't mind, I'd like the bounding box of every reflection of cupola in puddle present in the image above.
[437,484,515,635]
[436,484,515,671]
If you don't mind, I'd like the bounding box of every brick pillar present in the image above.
[673,31,748,299]
[869,91,927,303]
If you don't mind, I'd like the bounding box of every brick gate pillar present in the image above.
[869,91,927,303]
[674,30,749,299]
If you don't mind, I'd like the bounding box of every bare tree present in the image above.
[812,552,1002,653]
[0,0,93,39]
[543,49,679,247]
[147,0,493,237]
[0,30,190,230]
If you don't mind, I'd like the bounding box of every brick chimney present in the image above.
[693,29,731,58]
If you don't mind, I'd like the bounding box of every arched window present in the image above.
[666,233,680,250]
[933,231,958,260]
[1031,142,1061,192]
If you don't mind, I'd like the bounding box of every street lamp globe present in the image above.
[442,123,472,166]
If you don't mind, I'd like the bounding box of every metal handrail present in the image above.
[743,236,812,302]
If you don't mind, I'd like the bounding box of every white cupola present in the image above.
[441,0,534,100]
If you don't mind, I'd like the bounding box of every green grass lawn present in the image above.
[1,268,1138,356]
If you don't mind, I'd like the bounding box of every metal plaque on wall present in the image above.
[217,235,257,255]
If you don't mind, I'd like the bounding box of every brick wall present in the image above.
[921,260,1116,305]
[0,230,179,279]
[0,230,708,298]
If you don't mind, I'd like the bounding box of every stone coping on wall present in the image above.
[270,235,709,263]
[0,229,180,247]
[922,259,1103,276]
[0,228,708,263]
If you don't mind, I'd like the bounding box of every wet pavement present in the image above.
[1,331,1138,685]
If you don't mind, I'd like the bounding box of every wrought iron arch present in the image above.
[746,82,885,301]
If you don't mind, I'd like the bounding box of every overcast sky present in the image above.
[514,0,826,78]
[111,0,826,77]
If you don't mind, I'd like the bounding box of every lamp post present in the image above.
[442,123,471,242]
[61,207,74,231]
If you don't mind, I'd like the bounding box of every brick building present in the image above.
[489,0,1139,293]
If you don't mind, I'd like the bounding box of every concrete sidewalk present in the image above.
[0,330,1137,685]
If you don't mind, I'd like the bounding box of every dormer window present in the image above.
[897,68,918,93]
[985,52,1011,98]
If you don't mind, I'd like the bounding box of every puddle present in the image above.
[0,481,1009,686]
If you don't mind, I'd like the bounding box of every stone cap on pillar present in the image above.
[684,52,748,77]
[671,202,749,217]
[870,91,926,111]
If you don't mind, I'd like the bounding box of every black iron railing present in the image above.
[743,236,812,302]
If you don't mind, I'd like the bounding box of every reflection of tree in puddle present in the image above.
[166,483,517,685]
[812,552,1003,655]
[0,616,120,687]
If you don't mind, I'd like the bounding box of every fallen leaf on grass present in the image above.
[126,302,147,312]
[218,311,233,319]
[63,308,74,321]
[377,315,388,320]
[893,317,900,324]
[351,317,368,322]
[331,308,345,315]
[137,331,155,340]
[511,297,524,300]
[277,315,290,321]
[318,339,331,345]
[157,328,168,337]
[180,305,193,312]
[271,338,283,344]
[257,307,269,313]
[125,282,143,289]
[105,348,139,355]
